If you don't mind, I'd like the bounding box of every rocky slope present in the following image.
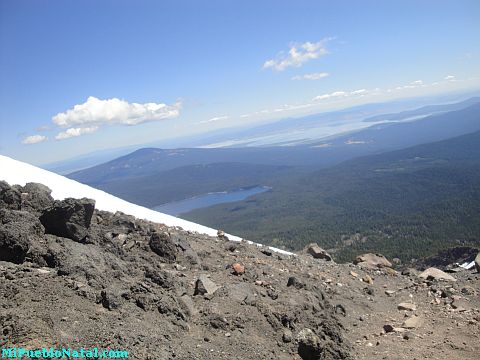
[1,181,479,359]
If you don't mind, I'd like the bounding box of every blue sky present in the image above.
[0,0,479,165]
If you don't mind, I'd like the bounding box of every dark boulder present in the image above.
[100,288,128,310]
[170,232,200,265]
[145,268,176,289]
[0,181,21,210]
[20,182,54,214]
[297,328,322,360]
[0,224,29,264]
[287,276,305,289]
[149,231,177,262]
[0,209,44,264]
[39,198,95,243]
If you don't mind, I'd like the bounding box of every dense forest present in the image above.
[183,131,480,262]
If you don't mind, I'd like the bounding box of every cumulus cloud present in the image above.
[22,135,47,145]
[52,96,181,128]
[291,72,329,81]
[444,75,456,81]
[263,39,331,71]
[55,126,99,140]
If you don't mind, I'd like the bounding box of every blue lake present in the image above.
[153,186,271,216]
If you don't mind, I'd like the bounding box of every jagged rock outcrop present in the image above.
[19,182,54,214]
[39,198,95,242]
[0,209,44,263]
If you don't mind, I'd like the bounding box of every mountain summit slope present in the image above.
[0,179,352,359]
[1,179,479,359]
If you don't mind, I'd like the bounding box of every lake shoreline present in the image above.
[152,186,271,216]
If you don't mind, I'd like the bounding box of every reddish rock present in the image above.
[232,263,245,275]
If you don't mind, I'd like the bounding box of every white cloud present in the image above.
[444,75,456,81]
[313,90,349,101]
[198,115,230,124]
[393,80,426,91]
[52,96,181,128]
[55,126,99,140]
[236,76,475,124]
[291,72,329,81]
[350,89,367,95]
[22,135,47,145]
[263,39,331,71]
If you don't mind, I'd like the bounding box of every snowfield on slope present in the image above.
[0,155,293,255]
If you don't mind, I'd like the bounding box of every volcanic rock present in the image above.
[418,267,456,282]
[194,274,219,296]
[383,324,395,333]
[354,253,392,268]
[297,328,322,360]
[232,262,245,275]
[0,208,44,264]
[149,231,177,262]
[287,276,306,289]
[0,181,21,210]
[39,198,95,242]
[19,182,54,214]
[305,243,333,261]
[362,274,374,284]
[403,315,422,329]
[219,283,257,305]
[397,302,416,311]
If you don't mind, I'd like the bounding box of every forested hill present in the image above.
[183,131,480,262]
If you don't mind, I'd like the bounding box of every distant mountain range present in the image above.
[69,99,480,188]
[45,93,480,174]
[362,96,480,122]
